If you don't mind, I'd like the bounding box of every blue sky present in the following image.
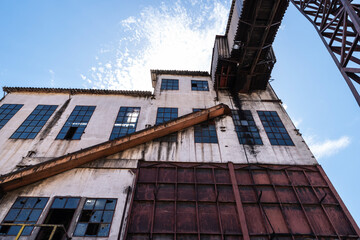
[1,0,359,224]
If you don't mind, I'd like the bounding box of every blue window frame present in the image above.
[10,105,58,139]
[161,79,179,90]
[193,109,218,143]
[191,80,209,91]
[74,198,117,237]
[155,107,178,142]
[155,107,178,125]
[110,107,140,140]
[0,104,23,130]
[232,110,262,145]
[56,106,96,140]
[258,111,294,146]
[0,197,48,236]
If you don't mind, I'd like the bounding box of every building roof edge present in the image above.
[2,87,153,97]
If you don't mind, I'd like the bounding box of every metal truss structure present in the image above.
[291,0,360,106]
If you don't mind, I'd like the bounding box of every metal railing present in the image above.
[0,223,70,240]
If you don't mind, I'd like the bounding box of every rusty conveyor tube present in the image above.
[0,104,231,192]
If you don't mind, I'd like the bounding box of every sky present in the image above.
[0,0,359,225]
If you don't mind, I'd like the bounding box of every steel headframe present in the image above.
[291,0,360,106]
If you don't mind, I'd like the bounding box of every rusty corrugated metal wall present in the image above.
[124,161,360,240]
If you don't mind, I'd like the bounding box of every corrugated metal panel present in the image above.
[125,162,360,240]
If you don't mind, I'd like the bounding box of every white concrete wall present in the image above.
[0,75,316,172]
[0,159,137,240]
[0,73,317,239]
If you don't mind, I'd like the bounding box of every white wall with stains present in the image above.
[0,72,317,239]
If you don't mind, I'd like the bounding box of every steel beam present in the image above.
[291,0,360,106]
[0,104,231,192]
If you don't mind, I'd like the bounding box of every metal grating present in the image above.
[125,162,360,240]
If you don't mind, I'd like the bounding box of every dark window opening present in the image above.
[36,197,79,240]
[232,110,262,145]
[191,80,209,91]
[56,106,95,140]
[85,223,99,235]
[64,127,78,140]
[36,209,76,240]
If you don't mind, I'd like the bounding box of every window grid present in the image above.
[155,107,178,142]
[0,197,49,236]
[257,111,294,146]
[193,109,218,143]
[10,105,57,139]
[50,197,80,209]
[161,79,179,90]
[191,80,209,91]
[56,106,95,140]
[110,107,140,140]
[232,110,262,145]
[0,104,23,130]
[74,198,117,237]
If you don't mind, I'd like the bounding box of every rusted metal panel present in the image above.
[125,162,360,240]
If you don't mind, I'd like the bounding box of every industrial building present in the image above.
[0,0,359,239]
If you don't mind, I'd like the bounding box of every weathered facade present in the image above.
[0,0,359,239]
[0,72,359,239]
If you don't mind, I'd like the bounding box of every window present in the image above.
[56,106,95,140]
[0,197,48,236]
[161,79,179,90]
[74,198,117,237]
[36,197,80,239]
[0,104,23,130]
[258,111,294,146]
[10,105,58,139]
[193,109,218,143]
[191,80,209,91]
[110,107,140,140]
[155,107,178,142]
[232,110,262,145]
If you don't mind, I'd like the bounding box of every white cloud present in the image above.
[305,135,351,159]
[82,0,231,90]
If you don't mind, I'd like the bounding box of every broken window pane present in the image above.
[97,224,111,237]
[74,198,117,237]
[232,110,263,145]
[84,199,96,210]
[90,211,103,223]
[191,80,209,91]
[105,199,116,210]
[56,105,95,140]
